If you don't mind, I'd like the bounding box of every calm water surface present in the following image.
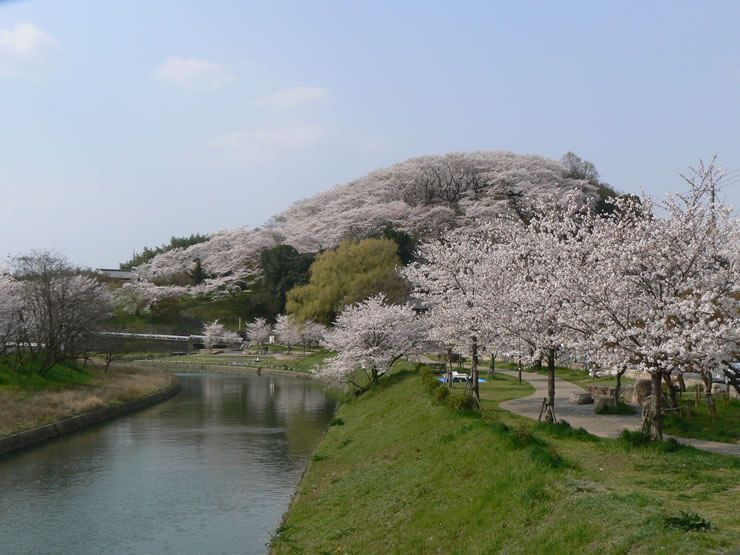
[0,373,336,554]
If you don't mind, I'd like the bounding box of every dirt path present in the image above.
[497,369,740,458]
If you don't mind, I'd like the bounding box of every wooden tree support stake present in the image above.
[538,397,556,423]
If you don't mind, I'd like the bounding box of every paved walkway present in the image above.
[497,369,740,458]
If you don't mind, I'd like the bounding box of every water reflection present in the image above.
[0,373,336,555]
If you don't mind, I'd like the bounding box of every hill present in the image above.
[131,151,617,291]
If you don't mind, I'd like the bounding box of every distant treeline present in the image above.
[119,234,209,270]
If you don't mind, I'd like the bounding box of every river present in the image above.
[0,372,337,554]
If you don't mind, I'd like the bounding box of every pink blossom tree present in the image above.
[498,195,587,421]
[0,273,23,359]
[8,251,114,374]
[404,225,514,408]
[202,320,242,349]
[245,317,272,351]
[559,164,738,438]
[273,314,300,352]
[318,294,426,392]
[298,320,326,351]
[114,280,188,315]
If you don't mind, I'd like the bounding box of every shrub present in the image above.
[446,392,475,411]
[618,429,652,448]
[655,437,681,453]
[512,424,533,447]
[433,386,450,403]
[526,444,567,469]
[535,420,600,443]
[421,367,442,393]
[329,417,344,427]
[662,510,712,532]
[618,429,683,453]
[595,402,636,415]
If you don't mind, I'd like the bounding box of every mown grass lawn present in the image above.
[663,398,740,444]
[529,364,636,388]
[273,363,740,553]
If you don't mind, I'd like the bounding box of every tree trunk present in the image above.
[702,370,716,422]
[650,370,663,440]
[489,351,496,377]
[518,358,522,384]
[615,365,626,404]
[677,372,686,392]
[546,349,556,422]
[667,373,679,409]
[447,347,453,388]
[471,339,480,409]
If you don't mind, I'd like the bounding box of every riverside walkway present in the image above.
[497,369,740,458]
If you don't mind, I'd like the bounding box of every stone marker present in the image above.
[569,392,593,405]
[595,397,616,411]
[633,380,653,405]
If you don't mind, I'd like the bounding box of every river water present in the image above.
[0,373,337,554]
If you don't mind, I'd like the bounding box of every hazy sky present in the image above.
[1,0,739,268]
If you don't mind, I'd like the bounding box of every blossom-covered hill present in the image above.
[126,151,615,301]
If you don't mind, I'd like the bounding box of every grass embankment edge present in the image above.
[272,364,740,553]
[0,382,181,456]
[127,356,347,392]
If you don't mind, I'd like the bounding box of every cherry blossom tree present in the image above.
[497,195,588,421]
[298,320,326,351]
[245,317,272,351]
[404,224,515,408]
[0,273,22,358]
[202,320,241,349]
[273,314,300,352]
[318,294,426,392]
[406,194,584,417]
[557,165,738,439]
[8,251,114,374]
[113,280,188,315]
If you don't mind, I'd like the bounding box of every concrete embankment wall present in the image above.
[0,384,181,457]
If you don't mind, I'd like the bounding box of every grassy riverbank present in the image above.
[0,362,175,438]
[273,364,740,553]
[139,350,335,374]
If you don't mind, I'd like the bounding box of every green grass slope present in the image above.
[0,359,94,391]
[274,365,740,553]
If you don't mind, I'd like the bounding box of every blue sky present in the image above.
[1,0,738,268]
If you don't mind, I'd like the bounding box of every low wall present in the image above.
[0,384,181,457]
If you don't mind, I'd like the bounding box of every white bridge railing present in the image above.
[96,331,207,343]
